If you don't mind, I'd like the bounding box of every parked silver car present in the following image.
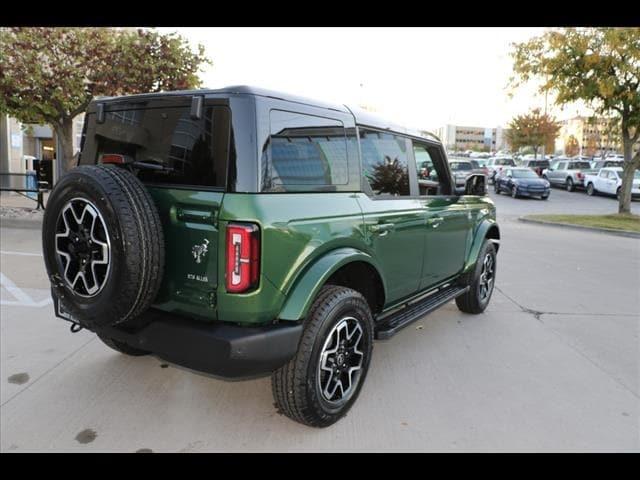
[542,159,592,192]
[449,160,475,186]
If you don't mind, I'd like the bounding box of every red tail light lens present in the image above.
[577,172,584,179]
[225,223,260,293]
[100,154,126,164]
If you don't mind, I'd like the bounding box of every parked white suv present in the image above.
[584,167,640,199]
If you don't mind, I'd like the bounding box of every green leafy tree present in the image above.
[0,27,211,172]
[565,135,580,157]
[510,27,640,213]
[505,108,561,159]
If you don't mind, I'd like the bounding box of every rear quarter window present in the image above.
[261,110,350,192]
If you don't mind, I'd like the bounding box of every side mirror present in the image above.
[464,174,487,196]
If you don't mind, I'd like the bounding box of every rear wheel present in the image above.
[586,183,596,196]
[566,177,575,192]
[494,182,501,194]
[456,240,496,314]
[617,187,621,200]
[271,286,374,428]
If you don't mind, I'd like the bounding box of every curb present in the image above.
[0,217,43,230]
[518,216,640,239]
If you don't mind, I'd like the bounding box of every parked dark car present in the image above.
[519,159,550,177]
[495,167,550,199]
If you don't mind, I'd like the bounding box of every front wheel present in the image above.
[494,182,501,194]
[456,240,497,314]
[511,186,518,198]
[617,187,621,200]
[271,286,374,428]
[586,183,596,196]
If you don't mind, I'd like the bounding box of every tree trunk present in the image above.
[53,117,76,174]
[618,123,638,215]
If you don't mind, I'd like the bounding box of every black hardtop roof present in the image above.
[92,85,441,144]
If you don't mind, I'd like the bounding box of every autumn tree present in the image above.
[505,108,561,159]
[0,27,210,172]
[565,135,580,156]
[510,27,640,214]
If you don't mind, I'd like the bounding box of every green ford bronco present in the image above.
[42,86,499,427]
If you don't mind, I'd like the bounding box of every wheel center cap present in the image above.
[336,353,345,365]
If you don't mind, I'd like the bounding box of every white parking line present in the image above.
[0,250,43,257]
[0,272,52,307]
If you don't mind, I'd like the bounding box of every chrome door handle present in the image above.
[427,216,444,228]
[369,223,395,236]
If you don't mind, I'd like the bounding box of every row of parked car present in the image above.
[448,155,640,200]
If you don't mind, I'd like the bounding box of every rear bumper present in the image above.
[59,302,303,379]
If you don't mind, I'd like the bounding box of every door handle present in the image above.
[369,223,395,236]
[427,216,444,228]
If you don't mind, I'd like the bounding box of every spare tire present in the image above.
[42,165,164,329]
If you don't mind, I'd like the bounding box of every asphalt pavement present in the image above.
[1,187,638,452]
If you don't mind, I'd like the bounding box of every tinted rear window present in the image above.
[80,101,230,188]
[261,110,350,192]
[360,129,410,196]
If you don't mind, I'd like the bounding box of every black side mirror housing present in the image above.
[464,174,487,196]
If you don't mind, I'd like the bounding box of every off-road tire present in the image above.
[42,165,165,330]
[456,240,497,314]
[271,285,374,428]
[98,334,150,356]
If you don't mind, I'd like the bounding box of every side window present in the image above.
[359,129,410,197]
[599,170,608,178]
[413,143,440,196]
[558,162,566,170]
[608,171,618,180]
[261,110,349,192]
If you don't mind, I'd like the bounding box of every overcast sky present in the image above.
[157,27,587,132]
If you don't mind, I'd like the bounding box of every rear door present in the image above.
[80,96,232,321]
[355,128,425,303]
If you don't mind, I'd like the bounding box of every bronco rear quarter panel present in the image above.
[217,193,371,325]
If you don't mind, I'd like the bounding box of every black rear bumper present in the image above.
[76,306,302,379]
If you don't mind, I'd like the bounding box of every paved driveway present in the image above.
[1,188,638,452]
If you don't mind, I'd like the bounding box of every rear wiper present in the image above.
[131,161,174,173]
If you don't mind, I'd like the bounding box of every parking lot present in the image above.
[1,187,638,452]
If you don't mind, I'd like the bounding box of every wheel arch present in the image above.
[463,219,500,275]
[278,248,387,321]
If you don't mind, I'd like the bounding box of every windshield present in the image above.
[569,162,591,169]
[496,158,515,166]
[450,162,472,171]
[512,170,539,179]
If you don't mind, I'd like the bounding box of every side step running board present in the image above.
[374,285,469,340]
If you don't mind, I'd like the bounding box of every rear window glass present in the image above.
[261,110,349,192]
[81,102,230,188]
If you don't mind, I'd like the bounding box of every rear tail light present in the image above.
[577,172,584,179]
[100,154,126,164]
[225,223,260,294]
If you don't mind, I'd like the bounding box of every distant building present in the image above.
[0,113,84,183]
[556,115,637,157]
[437,124,510,152]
